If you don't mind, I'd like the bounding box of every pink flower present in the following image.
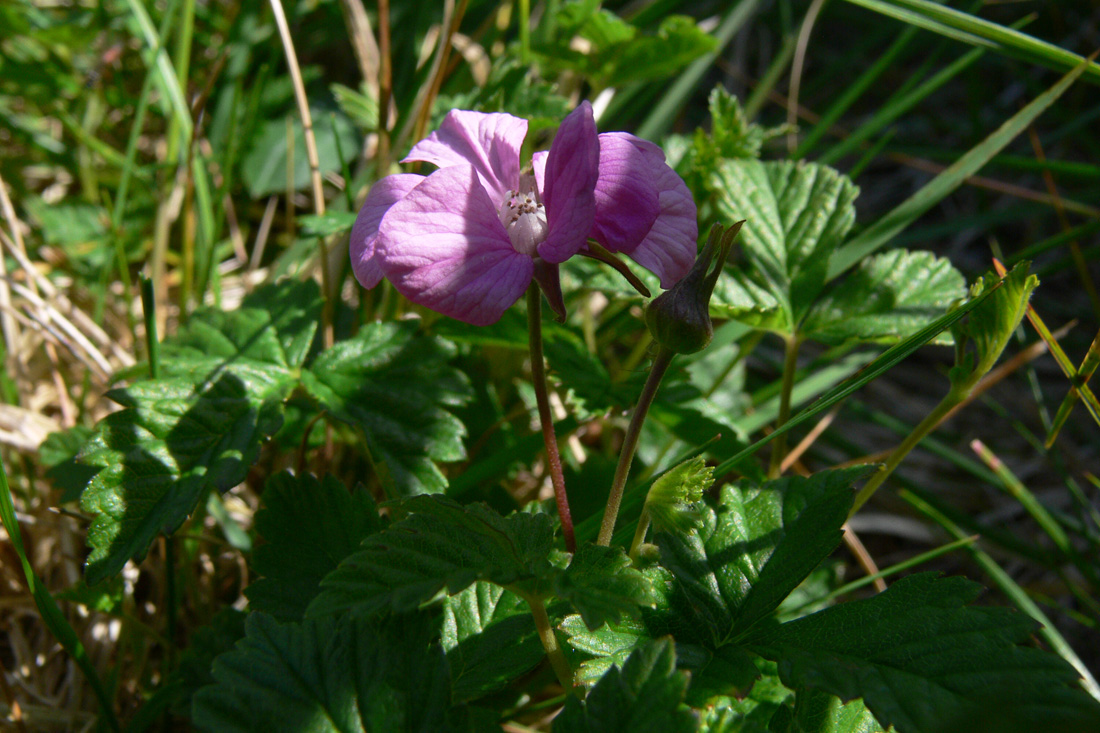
[351,102,697,326]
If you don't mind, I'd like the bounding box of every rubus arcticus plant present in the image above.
[10,92,1100,732]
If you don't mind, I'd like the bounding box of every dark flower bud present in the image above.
[644,222,742,354]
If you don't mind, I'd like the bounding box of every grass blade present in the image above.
[828,56,1091,279]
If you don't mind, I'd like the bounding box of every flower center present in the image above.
[498,189,547,256]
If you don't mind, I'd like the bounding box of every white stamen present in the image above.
[498,188,548,256]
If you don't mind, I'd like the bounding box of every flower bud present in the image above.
[644,222,742,354]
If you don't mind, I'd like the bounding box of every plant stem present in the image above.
[850,389,963,516]
[525,593,573,692]
[527,286,576,552]
[518,0,531,64]
[628,508,651,562]
[598,346,674,546]
[768,334,801,478]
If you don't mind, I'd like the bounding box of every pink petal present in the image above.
[403,110,527,204]
[537,101,600,264]
[590,132,660,254]
[350,174,423,288]
[625,146,698,288]
[378,165,533,326]
[531,151,547,194]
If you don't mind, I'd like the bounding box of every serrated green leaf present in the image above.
[775,690,884,733]
[246,472,381,621]
[711,161,859,335]
[40,426,99,503]
[554,639,694,733]
[80,374,290,584]
[544,327,629,419]
[748,573,1100,733]
[655,467,872,646]
[803,250,965,344]
[79,288,318,583]
[644,455,713,534]
[554,544,655,630]
[950,263,1039,392]
[306,495,555,617]
[192,612,455,732]
[441,582,544,702]
[241,109,359,199]
[611,15,717,84]
[302,321,471,495]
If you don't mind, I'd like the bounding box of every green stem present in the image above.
[628,508,651,562]
[598,347,675,546]
[850,389,963,516]
[528,286,575,552]
[518,0,531,64]
[768,334,801,478]
[524,593,573,692]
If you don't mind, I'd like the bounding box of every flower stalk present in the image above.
[598,346,674,546]
[767,334,802,478]
[527,284,576,552]
[524,592,574,693]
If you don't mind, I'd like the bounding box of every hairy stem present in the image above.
[528,286,576,552]
[525,593,573,692]
[628,508,651,562]
[768,334,801,479]
[598,346,674,546]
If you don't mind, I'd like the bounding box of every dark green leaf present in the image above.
[655,467,871,645]
[773,690,884,733]
[748,573,1100,733]
[554,544,655,630]
[306,495,555,617]
[711,161,859,335]
[442,582,544,702]
[302,321,471,495]
[246,472,381,621]
[803,250,965,344]
[553,639,694,733]
[192,612,455,732]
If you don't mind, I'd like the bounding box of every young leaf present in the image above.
[950,263,1038,392]
[711,160,859,334]
[302,321,472,495]
[192,612,456,732]
[553,639,695,733]
[747,573,1100,733]
[246,472,381,621]
[644,454,713,535]
[441,582,544,702]
[770,690,884,733]
[306,495,555,617]
[655,466,872,645]
[802,250,965,344]
[553,543,656,630]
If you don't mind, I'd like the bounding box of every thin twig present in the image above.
[787,0,830,153]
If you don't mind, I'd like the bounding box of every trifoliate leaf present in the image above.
[80,374,290,584]
[553,543,656,630]
[748,573,1100,733]
[302,321,471,495]
[950,262,1039,392]
[655,467,872,646]
[246,472,381,621]
[553,639,695,733]
[79,285,319,583]
[644,455,713,535]
[192,612,455,732]
[442,582,544,702]
[306,495,555,617]
[802,250,965,345]
[711,160,859,335]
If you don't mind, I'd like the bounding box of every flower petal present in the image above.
[378,165,533,326]
[403,110,527,204]
[350,174,424,288]
[625,146,698,288]
[589,132,660,254]
[537,101,600,264]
